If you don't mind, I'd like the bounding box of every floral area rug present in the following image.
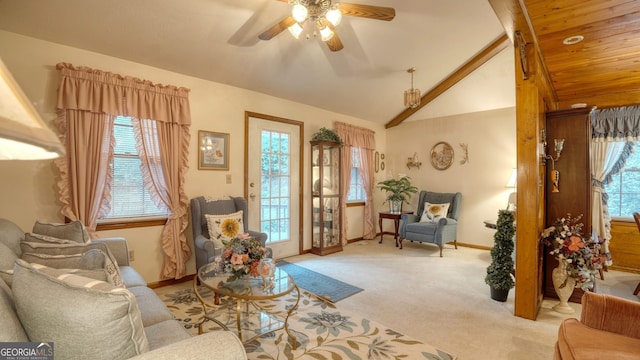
[154,281,456,360]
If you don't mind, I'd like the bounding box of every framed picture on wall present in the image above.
[198,130,229,170]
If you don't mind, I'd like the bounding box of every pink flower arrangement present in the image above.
[540,214,600,291]
[220,233,267,281]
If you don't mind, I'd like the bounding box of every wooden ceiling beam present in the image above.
[385,33,511,129]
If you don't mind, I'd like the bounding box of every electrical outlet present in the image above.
[129,250,135,262]
[226,174,232,184]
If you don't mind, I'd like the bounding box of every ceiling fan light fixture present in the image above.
[288,22,304,39]
[404,67,421,109]
[326,6,342,26]
[319,25,334,42]
[292,4,308,23]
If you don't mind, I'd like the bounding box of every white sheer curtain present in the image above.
[590,105,640,266]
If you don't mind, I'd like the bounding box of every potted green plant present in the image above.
[377,176,418,213]
[485,209,516,302]
[311,127,343,145]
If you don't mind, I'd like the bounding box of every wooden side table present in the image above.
[378,211,414,247]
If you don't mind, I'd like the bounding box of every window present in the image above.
[347,147,365,202]
[101,116,168,220]
[604,141,640,218]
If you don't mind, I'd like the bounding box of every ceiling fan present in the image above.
[258,0,395,52]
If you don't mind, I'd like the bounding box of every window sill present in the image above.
[96,217,167,231]
[347,201,365,207]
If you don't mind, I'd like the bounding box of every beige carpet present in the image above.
[271,238,639,360]
[156,237,639,359]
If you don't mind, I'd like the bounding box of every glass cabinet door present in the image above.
[310,140,342,255]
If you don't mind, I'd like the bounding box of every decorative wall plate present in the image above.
[430,142,454,170]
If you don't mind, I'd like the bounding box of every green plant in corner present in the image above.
[485,209,515,301]
[311,127,343,146]
[377,176,418,205]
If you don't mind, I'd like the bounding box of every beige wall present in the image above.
[0,30,516,283]
[385,107,517,248]
[0,30,387,282]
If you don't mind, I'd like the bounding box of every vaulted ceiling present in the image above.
[0,0,515,125]
[1,0,636,127]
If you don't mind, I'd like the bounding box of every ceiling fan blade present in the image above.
[338,3,396,21]
[325,31,344,52]
[258,16,296,40]
[317,21,343,52]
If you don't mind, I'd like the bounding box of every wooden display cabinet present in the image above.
[310,140,342,255]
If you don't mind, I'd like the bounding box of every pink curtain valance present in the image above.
[56,63,191,125]
[334,122,376,150]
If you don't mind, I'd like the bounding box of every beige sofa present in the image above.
[0,218,246,360]
[555,291,640,360]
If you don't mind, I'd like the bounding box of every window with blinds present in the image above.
[347,147,365,202]
[101,116,168,220]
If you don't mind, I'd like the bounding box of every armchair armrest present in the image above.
[580,292,640,339]
[93,237,129,266]
[194,234,220,263]
[401,214,419,224]
[130,331,247,360]
[437,218,457,226]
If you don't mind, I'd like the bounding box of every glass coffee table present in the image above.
[193,262,300,348]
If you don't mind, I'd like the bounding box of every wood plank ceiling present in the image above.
[525,0,640,109]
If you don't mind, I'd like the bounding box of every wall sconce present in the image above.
[540,129,565,193]
[407,152,421,169]
[540,129,565,165]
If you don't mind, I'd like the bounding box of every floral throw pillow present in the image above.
[205,211,245,249]
[419,202,450,223]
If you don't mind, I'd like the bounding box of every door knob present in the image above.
[250,193,256,199]
[250,182,255,188]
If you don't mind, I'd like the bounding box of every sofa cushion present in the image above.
[12,259,149,359]
[143,319,192,350]
[120,266,148,288]
[205,210,245,248]
[20,241,124,287]
[556,318,640,360]
[0,218,24,257]
[21,248,107,270]
[32,220,90,244]
[419,202,450,223]
[0,242,18,278]
[0,277,28,342]
[127,286,175,327]
[0,268,13,287]
[24,232,77,245]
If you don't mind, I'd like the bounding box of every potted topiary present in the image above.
[485,209,515,302]
[377,176,418,213]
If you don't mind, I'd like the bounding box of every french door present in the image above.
[245,112,303,259]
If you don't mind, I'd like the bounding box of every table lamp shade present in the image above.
[0,58,64,160]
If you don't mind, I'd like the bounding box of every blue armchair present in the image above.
[399,190,462,257]
[190,196,268,271]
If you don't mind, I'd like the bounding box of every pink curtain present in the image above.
[334,122,376,243]
[54,110,115,239]
[55,63,192,279]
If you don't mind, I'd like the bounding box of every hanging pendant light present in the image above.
[404,67,421,109]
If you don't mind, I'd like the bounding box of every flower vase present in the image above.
[552,261,576,314]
